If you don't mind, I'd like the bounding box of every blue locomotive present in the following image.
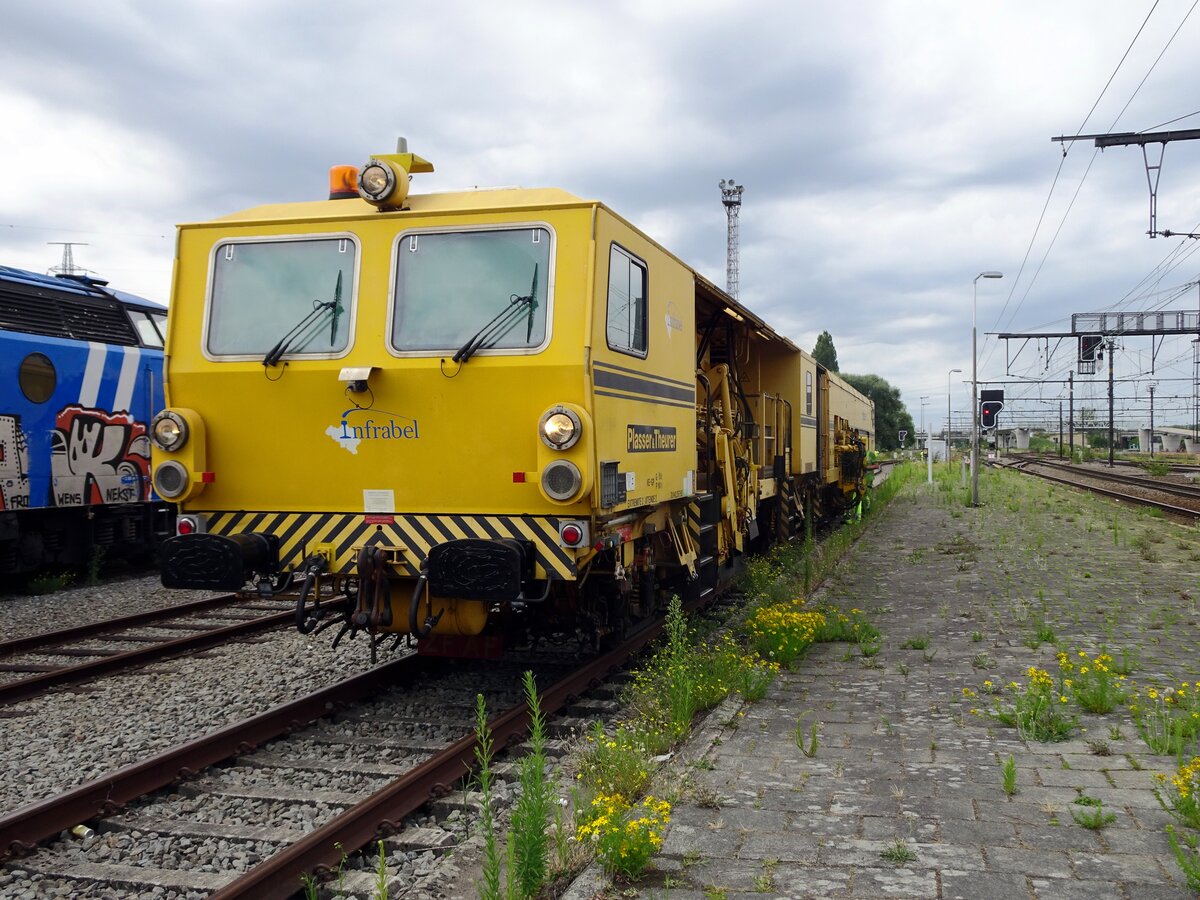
[0,265,172,578]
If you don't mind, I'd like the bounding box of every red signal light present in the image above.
[177,518,195,535]
[560,523,583,546]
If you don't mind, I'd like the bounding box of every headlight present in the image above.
[358,160,394,200]
[539,406,582,450]
[151,411,189,452]
[541,460,582,501]
[154,461,189,499]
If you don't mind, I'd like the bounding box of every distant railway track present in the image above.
[1011,450,1200,476]
[0,596,293,705]
[1005,457,1200,522]
[0,589,714,898]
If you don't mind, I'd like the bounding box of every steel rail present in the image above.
[1012,463,1200,521]
[1011,451,1200,476]
[1018,456,1200,501]
[0,594,241,657]
[0,609,294,706]
[0,655,425,857]
[210,602,695,899]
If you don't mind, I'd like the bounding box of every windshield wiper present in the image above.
[452,264,539,364]
[262,272,344,367]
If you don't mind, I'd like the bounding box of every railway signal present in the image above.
[980,401,1002,430]
[980,389,1004,431]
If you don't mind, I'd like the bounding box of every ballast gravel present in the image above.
[0,577,565,898]
[0,581,383,815]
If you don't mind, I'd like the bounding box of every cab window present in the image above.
[391,227,550,354]
[129,311,165,348]
[606,245,647,357]
[207,237,355,356]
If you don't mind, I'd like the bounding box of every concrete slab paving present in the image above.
[566,467,1200,898]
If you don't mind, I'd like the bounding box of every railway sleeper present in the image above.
[99,814,305,847]
[178,780,360,808]
[22,860,232,896]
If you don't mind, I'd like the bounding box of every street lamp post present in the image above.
[920,395,931,483]
[947,368,961,470]
[972,271,1003,507]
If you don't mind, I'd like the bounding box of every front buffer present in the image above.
[160,532,280,592]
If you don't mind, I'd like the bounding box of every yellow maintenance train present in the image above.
[151,141,873,657]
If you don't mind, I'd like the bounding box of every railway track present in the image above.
[0,596,293,705]
[0,594,702,898]
[1009,450,1200,476]
[1005,457,1200,522]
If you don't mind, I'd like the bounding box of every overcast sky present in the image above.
[3,1,1199,435]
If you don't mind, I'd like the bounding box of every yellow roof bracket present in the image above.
[374,152,435,175]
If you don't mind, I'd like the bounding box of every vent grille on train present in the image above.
[0,283,139,345]
[600,461,626,508]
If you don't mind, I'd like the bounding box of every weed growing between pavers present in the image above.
[744,601,825,666]
[1155,756,1200,830]
[1071,794,1116,829]
[983,667,1078,742]
[1128,680,1200,755]
[575,793,670,880]
[1166,825,1200,891]
[795,714,819,757]
[753,858,779,892]
[1000,754,1018,795]
[1057,648,1129,713]
[879,838,917,864]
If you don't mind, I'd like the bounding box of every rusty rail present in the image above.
[1010,461,1200,521]
[0,610,296,706]
[0,655,424,857]
[211,610,684,899]
[0,594,241,657]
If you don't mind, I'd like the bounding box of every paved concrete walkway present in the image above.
[570,467,1200,899]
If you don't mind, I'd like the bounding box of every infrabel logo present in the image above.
[327,407,419,455]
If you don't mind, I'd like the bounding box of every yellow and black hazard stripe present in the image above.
[686,497,702,550]
[201,511,578,580]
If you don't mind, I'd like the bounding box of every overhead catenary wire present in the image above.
[981,0,1200,390]
[985,0,1164,359]
[971,0,1200,434]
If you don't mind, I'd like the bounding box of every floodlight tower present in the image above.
[719,179,744,299]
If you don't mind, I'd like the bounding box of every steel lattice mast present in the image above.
[719,179,744,299]
[48,242,87,276]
